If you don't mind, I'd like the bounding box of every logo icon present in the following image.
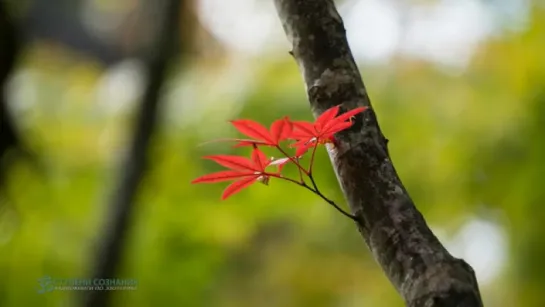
[37,276,55,294]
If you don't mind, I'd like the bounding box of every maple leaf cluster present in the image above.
[192,105,368,201]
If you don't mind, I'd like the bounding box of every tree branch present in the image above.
[83,1,182,306]
[273,1,483,305]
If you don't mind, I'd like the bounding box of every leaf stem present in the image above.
[308,143,318,175]
[267,172,303,186]
[275,145,309,178]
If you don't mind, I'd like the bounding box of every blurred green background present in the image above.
[1,0,544,306]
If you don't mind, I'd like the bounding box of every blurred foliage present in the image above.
[1,1,545,307]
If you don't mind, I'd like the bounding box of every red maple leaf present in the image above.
[191,147,280,200]
[230,116,293,147]
[290,105,368,155]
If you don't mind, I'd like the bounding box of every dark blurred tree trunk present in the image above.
[272,1,483,306]
[83,1,183,306]
[0,2,20,174]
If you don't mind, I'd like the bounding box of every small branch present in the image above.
[308,142,318,174]
[294,157,304,183]
[273,0,483,305]
[268,171,356,220]
[269,142,355,219]
[275,145,309,176]
[83,1,182,306]
[307,174,356,221]
[267,173,302,186]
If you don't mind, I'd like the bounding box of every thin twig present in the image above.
[307,174,356,220]
[308,142,318,175]
[267,172,357,221]
[275,145,309,176]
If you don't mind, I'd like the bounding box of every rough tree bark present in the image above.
[273,1,483,306]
